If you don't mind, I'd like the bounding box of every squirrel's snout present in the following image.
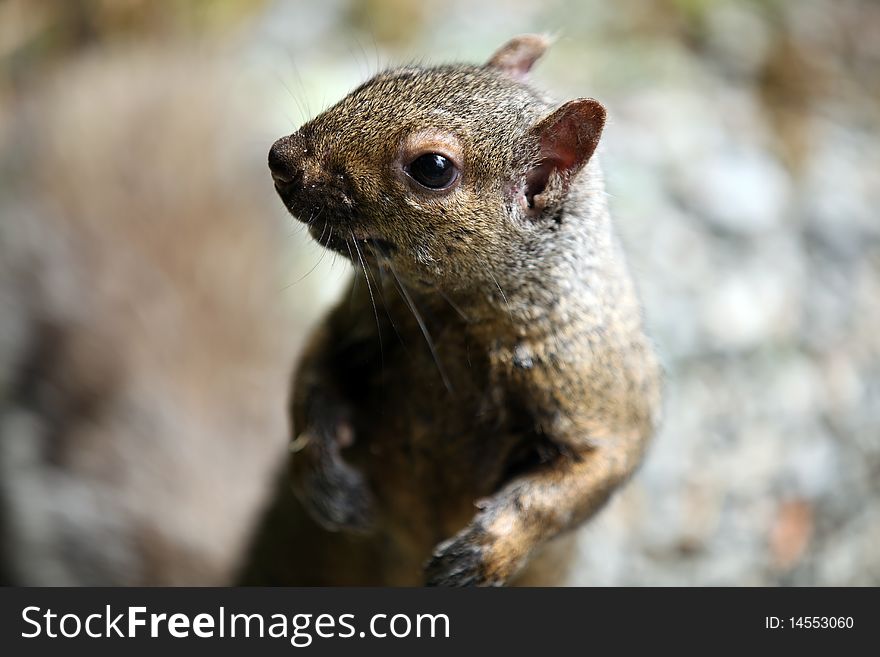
[269,134,355,227]
[268,137,303,191]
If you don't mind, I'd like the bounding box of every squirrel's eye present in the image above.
[406,153,458,190]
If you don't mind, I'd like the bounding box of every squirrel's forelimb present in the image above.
[426,430,645,586]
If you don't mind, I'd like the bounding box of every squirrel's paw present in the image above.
[424,521,506,587]
[290,428,375,534]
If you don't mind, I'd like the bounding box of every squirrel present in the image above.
[244,34,662,586]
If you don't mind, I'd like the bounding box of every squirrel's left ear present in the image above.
[487,34,552,80]
[521,98,606,215]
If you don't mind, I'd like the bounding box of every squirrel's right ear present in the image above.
[521,98,606,215]
[487,34,552,80]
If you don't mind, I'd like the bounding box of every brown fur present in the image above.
[244,35,662,586]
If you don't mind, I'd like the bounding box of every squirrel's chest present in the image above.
[349,326,530,513]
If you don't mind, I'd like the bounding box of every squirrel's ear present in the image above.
[487,34,552,80]
[521,98,606,214]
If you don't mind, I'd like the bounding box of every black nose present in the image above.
[268,138,300,188]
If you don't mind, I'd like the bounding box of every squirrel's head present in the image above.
[269,35,606,293]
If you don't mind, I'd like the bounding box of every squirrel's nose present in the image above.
[268,138,301,189]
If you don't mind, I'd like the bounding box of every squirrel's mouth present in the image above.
[360,237,396,256]
[311,227,397,262]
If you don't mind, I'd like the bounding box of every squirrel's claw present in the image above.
[424,523,503,587]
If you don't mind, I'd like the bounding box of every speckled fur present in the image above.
[245,36,662,586]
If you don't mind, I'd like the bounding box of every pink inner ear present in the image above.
[542,107,598,173]
[523,99,606,210]
[545,140,580,172]
[524,126,580,208]
[524,161,555,208]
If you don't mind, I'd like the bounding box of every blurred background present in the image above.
[1,0,878,585]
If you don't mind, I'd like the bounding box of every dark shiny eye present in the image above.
[406,153,458,190]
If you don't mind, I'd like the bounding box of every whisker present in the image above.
[285,218,329,288]
[304,205,323,227]
[373,261,407,350]
[325,225,336,271]
[438,289,470,322]
[487,268,512,318]
[284,244,328,289]
[385,260,453,394]
[283,48,312,120]
[351,232,384,365]
[344,240,361,309]
[273,70,308,126]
